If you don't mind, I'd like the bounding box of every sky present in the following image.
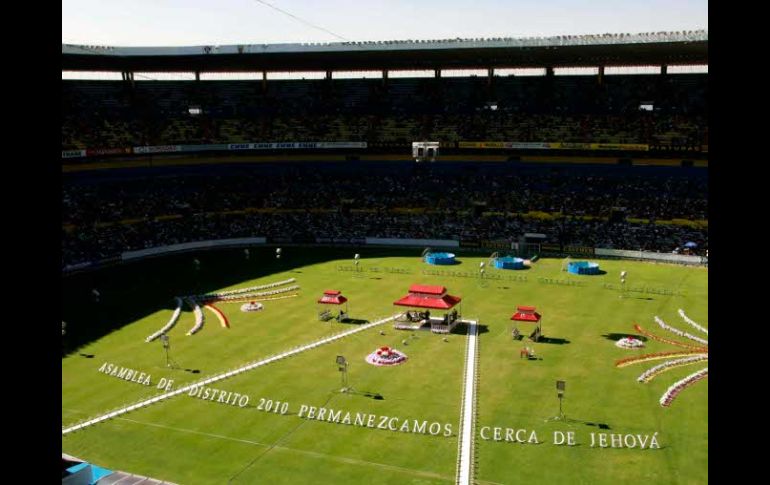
[62,0,707,47]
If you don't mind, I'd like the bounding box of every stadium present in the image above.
[62,14,708,485]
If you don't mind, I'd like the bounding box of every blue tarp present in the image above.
[91,465,113,483]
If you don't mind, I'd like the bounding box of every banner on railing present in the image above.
[86,147,132,156]
[133,145,183,154]
[595,248,705,264]
[563,245,595,256]
[365,238,459,248]
[540,243,562,253]
[180,144,228,152]
[73,141,367,158]
[556,142,649,151]
[61,150,87,159]
[458,141,649,151]
[121,237,267,261]
[459,141,554,149]
[227,142,367,150]
[315,237,367,245]
[460,238,511,249]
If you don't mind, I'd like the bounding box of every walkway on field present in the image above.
[456,320,479,485]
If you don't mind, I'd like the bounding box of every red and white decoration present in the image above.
[365,346,408,366]
[146,297,183,343]
[654,316,708,346]
[678,309,708,335]
[660,367,708,407]
[617,309,708,407]
[240,301,264,312]
[195,278,296,300]
[186,297,205,336]
[615,336,645,349]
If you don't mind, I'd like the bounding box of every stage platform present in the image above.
[393,315,467,334]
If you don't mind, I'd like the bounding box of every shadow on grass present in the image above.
[63,246,423,357]
[338,318,370,325]
[450,323,490,335]
[602,333,648,342]
[537,336,571,345]
[425,259,462,266]
[580,421,612,430]
[571,269,607,276]
[349,389,385,400]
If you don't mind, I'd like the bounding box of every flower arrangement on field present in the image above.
[146,297,183,342]
[204,285,300,302]
[678,309,708,335]
[195,278,296,299]
[660,368,708,407]
[186,297,205,335]
[637,354,708,383]
[616,310,708,407]
[240,301,264,312]
[365,346,408,366]
[654,316,708,346]
[615,336,645,349]
[633,324,704,351]
[204,303,230,328]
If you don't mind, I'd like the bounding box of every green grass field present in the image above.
[62,247,707,484]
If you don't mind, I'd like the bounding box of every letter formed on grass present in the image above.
[327,409,342,423]
[156,378,175,391]
[298,404,309,418]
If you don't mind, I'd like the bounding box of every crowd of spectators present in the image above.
[62,74,707,150]
[62,164,708,267]
[62,72,707,267]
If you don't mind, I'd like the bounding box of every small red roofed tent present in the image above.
[318,290,349,321]
[511,305,542,341]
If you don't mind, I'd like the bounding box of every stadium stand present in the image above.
[62,32,707,268]
[62,75,707,150]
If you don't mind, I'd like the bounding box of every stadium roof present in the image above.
[62,30,707,73]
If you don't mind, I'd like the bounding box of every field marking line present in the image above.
[456,320,478,485]
[106,416,453,482]
[62,315,396,435]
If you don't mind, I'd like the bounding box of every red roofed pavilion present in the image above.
[393,284,462,333]
[318,290,348,305]
[318,290,349,321]
[511,305,543,341]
